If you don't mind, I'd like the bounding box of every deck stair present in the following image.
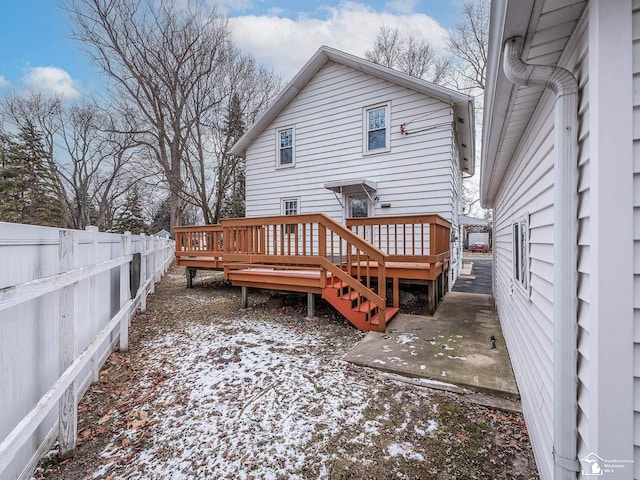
[322,275,399,331]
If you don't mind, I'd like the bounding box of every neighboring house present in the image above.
[230,46,475,285]
[459,215,491,250]
[482,1,635,479]
[154,229,171,239]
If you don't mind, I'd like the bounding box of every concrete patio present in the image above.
[343,288,520,410]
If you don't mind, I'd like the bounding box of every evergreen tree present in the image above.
[0,122,65,226]
[149,195,171,233]
[219,93,246,220]
[112,188,148,234]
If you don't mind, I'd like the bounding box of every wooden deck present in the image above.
[174,213,451,331]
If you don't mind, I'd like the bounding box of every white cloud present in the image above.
[23,66,80,99]
[229,1,449,80]
[385,0,420,14]
[0,75,9,88]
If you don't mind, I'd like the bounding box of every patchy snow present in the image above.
[83,316,445,479]
[394,333,418,345]
[414,420,438,436]
[387,442,425,462]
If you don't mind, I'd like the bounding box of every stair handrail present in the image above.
[221,213,389,329]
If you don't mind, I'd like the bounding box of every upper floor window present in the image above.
[364,104,390,153]
[277,127,294,167]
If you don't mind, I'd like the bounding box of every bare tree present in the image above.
[64,0,232,231]
[445,0,490,220]
[181,49,281,224]
[56,102,137,229]
[446,0,490,92]
[365,26,451,84]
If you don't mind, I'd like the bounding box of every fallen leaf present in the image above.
[122,438,131,447]
[222,450,228,459]
[127,420,145,430]
[97,413,111,425]
[456,433,470,442]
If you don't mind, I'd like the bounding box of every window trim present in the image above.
[363,103,391,155]
[512,214,530,295]
[276,126,295,168]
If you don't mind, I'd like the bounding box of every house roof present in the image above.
[481,0,587,208]
[459,215,490,227]
[230,45,476,176]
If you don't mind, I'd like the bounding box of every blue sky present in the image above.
[0,0,464,98]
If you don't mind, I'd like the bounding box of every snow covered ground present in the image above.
[88,317,442,479]
[33,270,538,480]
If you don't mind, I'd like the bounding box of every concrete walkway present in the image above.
[453,257,493,294]
[344,290,519,409]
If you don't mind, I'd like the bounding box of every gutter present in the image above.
[503,37,579,479]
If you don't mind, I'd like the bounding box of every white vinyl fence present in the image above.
[0,222,174,480]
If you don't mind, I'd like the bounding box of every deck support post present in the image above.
[241,286,248,308]
[306,293,316,320]
[428,280,436,315]
[392,277,400,308]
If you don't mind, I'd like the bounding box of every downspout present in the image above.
[503,37,579,479]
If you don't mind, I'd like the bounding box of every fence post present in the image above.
[86,226,100,383]
[149,236,156,295]
[58,230,78,459]
[139,233,147,312]
[120,232,131,351]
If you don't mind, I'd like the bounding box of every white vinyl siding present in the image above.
[491,15,590,480]
[245,61,459,228]
[493,98,556,478]
[632,0,640,473]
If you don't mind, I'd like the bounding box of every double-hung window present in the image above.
[513,215,529,292]
[364,104,390,153]
[282,198,298,234]
[277,127,294,167]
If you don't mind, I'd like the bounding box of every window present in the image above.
[282,198,298,234]
[513,216,529,292]
[277,127,294,167]
[364,104,390,153]
[348,194,369,218]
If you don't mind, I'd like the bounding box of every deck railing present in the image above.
[346,214,451,263]
[221,213,388,325]
[174,224,223,259]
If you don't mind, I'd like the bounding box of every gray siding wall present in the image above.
[244,61,460,225]
[491,17,589,480]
